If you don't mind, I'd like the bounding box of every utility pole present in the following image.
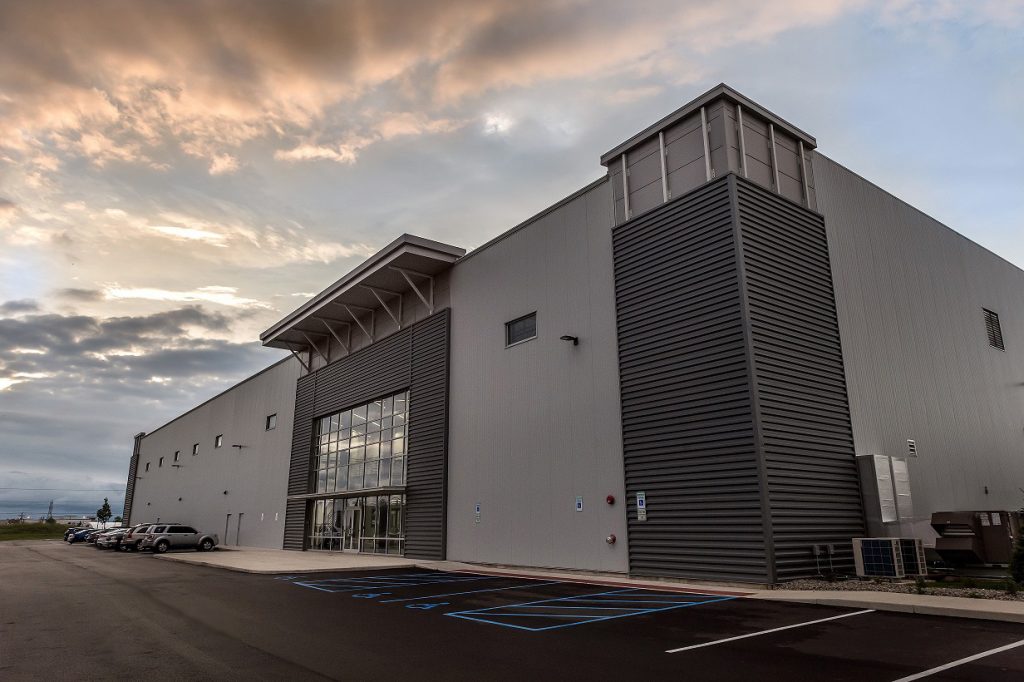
[47,500,54,520]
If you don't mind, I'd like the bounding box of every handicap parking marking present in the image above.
[445,587,738,632]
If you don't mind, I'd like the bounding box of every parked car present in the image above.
[63,526,82,541]
[67,528,99,544]
[118,523,156,552]
[96,528,130,550]
[142,525,219,553]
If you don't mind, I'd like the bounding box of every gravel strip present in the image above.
[780,579,1024,602]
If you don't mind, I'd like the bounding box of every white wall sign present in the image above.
[575,496,583,512]
[636,491,647,521]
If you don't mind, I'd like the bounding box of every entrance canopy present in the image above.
[260,234,464,358]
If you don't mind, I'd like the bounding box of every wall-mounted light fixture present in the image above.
[231,444,246,450]
[559,335,579,346]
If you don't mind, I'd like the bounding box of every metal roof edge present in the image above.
[599,83,816,165]
[140,354,296,441]
[259,233,465,343]
[458,176,609,265]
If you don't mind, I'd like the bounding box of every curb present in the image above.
[753,593,1024,624]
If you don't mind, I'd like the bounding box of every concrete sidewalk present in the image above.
[155,546,418,573]
[756,589,1024,624]
[155,549,1024,624]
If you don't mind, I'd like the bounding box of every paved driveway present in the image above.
[2,541,1023,681]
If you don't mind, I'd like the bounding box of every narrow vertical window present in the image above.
[983,308,1004,350]
[215,434,223,448]
[505,312,537,347]
[158,456,164,468]
[145,462,151,472]
[192,443,199,456]
[173,450,180,462]
[266,413,277,431]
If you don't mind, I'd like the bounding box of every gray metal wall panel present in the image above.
[133,358,301,549]
[283,311,450,559]
[613,176,772,583]
[447,180,628,574]
[734,177,865,580]
[813,154,1024,542]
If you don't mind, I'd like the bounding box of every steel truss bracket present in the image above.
[388,266,434,315]
[300,332,329,363]
[284,343,311,373]
[360,284,403,329]
[319,318,351,354]
[340,303,375,342]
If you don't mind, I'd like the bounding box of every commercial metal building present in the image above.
[124,84,1024,584]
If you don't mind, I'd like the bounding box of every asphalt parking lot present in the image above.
[2,541,1023,681]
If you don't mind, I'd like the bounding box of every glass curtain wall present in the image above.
[308,391,409,554]
[313,391,408,494]
[308,495,404,554]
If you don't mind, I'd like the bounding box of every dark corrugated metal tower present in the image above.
[607,86,864,583]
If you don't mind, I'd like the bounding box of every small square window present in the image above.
[506,312,537,347]
[215,434,223,448]
[983,308,1005,351]
[145,462,151,472]
[158,456,164,468]
[266,413,277,431]
[192,443,199,456]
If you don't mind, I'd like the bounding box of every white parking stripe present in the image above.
[665,609,874,653]
[890,639,1024,681]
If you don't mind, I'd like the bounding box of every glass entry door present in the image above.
[341,501,360,552]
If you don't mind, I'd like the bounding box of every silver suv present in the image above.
[141,525,219,553]
[119,523,157,552]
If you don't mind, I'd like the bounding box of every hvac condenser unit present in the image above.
[853,538,927,578]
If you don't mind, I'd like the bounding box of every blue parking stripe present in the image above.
[445,588,738,632]
[382,580,563,603]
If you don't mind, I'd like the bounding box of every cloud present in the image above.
[55,288,104,302]
[102,285,270,309]
[0,303,283,515]
[0,299,39,315]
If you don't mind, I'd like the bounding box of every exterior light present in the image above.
[606,495,615,505]
[559,335,579,346]
[606,534,616,545]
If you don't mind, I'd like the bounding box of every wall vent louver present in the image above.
[983,308,1005,350]
[907,439,917,457]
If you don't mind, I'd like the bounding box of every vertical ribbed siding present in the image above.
[283,377,316,550]
[123,433,143,524]
[734,177,865,579]
[404,311,450,559]
[613,177,771,583]
[282,310,450,558]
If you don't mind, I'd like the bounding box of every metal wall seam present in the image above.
[727,174,778,584]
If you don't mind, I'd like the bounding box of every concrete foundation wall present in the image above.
[131,358,300,548]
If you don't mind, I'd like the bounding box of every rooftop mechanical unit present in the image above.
[853,538,927,578]
[931,511,1020,566]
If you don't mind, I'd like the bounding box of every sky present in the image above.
[1,0,1022,519]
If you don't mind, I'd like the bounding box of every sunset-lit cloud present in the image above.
[102,285,270,309]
